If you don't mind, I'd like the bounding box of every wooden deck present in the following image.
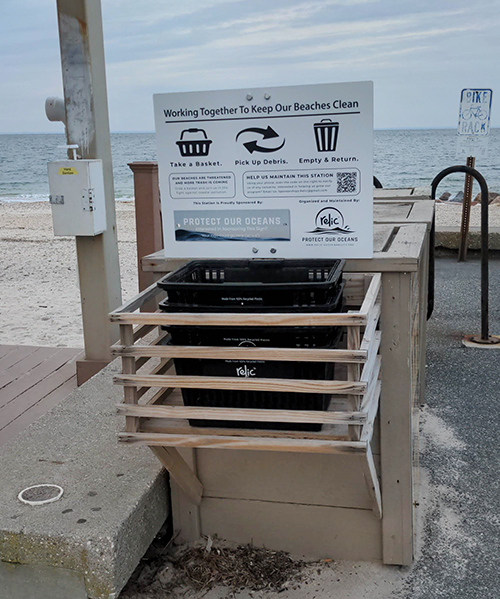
[0,345,82,447]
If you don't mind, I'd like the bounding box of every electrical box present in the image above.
[47,159,107,236]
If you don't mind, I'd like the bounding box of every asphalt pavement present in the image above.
[401,254,500,598]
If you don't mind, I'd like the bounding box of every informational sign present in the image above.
[457,88,493,158]
[154,82,373,259]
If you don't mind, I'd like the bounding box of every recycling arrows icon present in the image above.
[236,126,286,154]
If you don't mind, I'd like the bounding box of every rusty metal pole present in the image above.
[55,0,123,384]
[458,156,475,262]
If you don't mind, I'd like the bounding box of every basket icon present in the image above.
[176,128,212,157]
[314,119,339,152]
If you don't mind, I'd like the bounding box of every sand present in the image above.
[1,200,500,348]
[0,201,138,348]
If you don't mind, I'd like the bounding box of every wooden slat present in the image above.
[362,445,383,519]
[361,379,382,443]
[407,200,435,227]
[140,418,349,441]
[120,432,367,454]
[136,359,174,399]
[133,324,156,342]
[0,349,80,410]
[380,270,414,565]
[0,359,78,432]
[134,330,169,370]
[359,273,382,316]
[145,387,175,406]
[347,324,361,383]
[117,404,367,425]
[374,188,414,198]
[0,345,39,372]
[150,446,203,506]
[114,374,367,395]
[112,280,162,314]
[0,374,77,447]
[373,202,412,221]
[360,357,381,413]
[120,325,138,433]
[383,224,427,261]
[112,344,368,364]
[0,347,60,390]
[110,311,367,327]
[0,346,16,360]
[360,332,382,384]
[359,302,381,352]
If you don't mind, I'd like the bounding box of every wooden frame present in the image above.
[137,221,430,565]
[110,272,382,519]
[373,199,434,228]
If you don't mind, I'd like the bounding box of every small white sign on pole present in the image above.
[457,88,493,158]
[154,81,373,259]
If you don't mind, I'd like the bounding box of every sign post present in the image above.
[457,88,493,262]
[154,82,373,260]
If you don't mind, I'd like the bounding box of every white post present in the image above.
[55,0,122,384]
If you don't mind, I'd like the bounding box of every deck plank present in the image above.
[0,358,79,428]
[0,345,81,446]
[0,374,78,447]
[0,347,61,390]
[0,348,80,410]
[0,346,16,360]
[0,345,39,371]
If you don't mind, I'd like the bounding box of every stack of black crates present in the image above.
[158,259,345,431]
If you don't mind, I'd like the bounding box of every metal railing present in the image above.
[431,165,498,344]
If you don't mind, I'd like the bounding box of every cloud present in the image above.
[0,0,499,131]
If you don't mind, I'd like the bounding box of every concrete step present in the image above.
[0,360,169,599]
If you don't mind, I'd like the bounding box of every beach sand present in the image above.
[0,201,138,347]
[1,200,499,348]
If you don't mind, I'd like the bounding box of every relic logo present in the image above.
[308,207,353,235]
[236,364,257,377]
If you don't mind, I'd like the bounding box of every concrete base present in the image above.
[0,361,169,599]
[0,562,88,599]
[435,226,500,251]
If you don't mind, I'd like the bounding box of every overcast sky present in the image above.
[1,0,499,133]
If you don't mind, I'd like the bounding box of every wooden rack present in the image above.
[110,272,382,517]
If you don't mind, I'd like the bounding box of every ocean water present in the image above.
[0,129,499,202]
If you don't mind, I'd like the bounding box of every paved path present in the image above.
[0,345,82,446]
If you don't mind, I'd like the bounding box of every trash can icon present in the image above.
[176,128,212,157]
[314,119,339,152]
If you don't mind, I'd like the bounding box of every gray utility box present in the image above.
[47,159,107,236]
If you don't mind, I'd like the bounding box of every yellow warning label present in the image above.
[58,167,78,175]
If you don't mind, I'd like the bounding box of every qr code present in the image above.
[337,171,358,194]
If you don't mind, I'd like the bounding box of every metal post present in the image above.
[56,0,123,384]
[431,165,499,345]
[458,156,475,262]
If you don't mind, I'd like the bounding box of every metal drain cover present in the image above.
[18,484,64,506]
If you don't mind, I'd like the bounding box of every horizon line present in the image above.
[3,126,499,135]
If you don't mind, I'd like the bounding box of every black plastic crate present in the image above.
[161,285,345,431]
[173,325,343,431]
[157,259,344,308]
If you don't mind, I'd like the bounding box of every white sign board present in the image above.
[457,88,493,158]
[154,81,373,259]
